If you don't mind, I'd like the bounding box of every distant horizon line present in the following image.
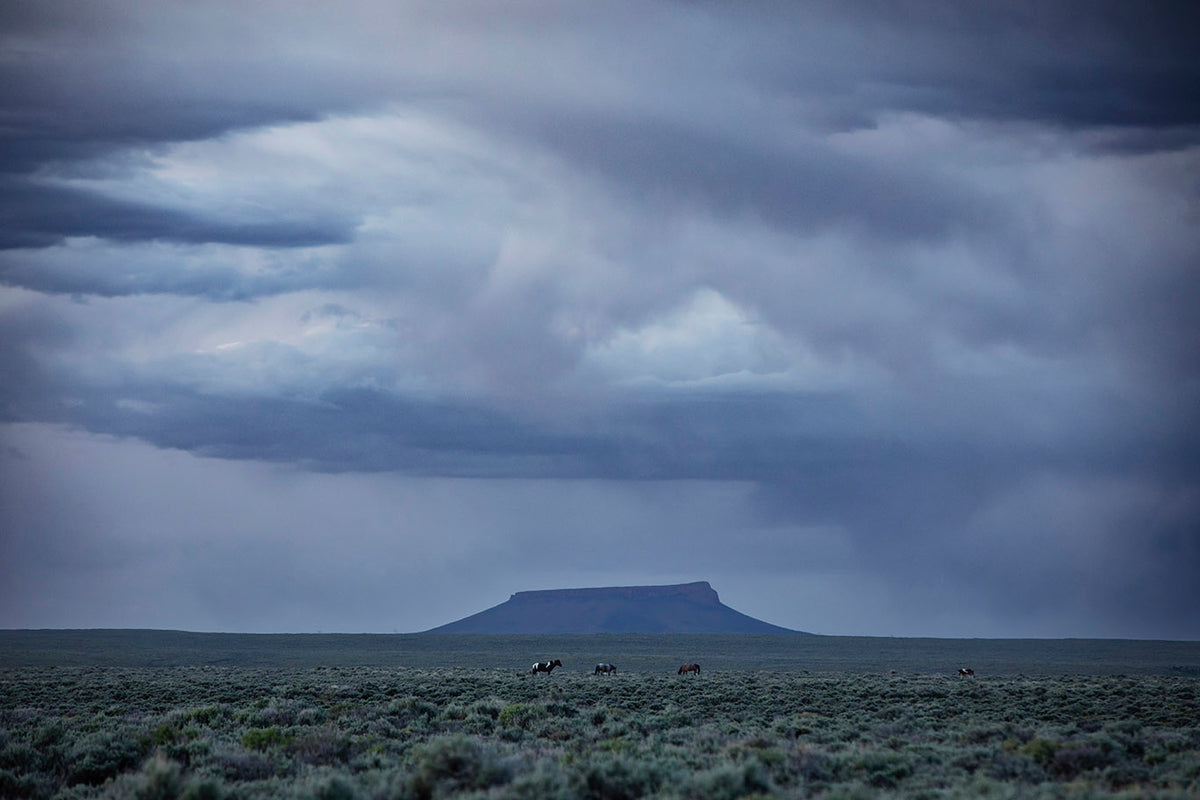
[4,627,1197,643]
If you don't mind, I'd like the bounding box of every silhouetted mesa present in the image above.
[423,581,807,634]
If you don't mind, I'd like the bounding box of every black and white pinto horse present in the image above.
[594,663,617,675]
[678,663,701,675]
[530,659,562,675]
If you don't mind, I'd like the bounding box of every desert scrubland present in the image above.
[2,633,1198,798]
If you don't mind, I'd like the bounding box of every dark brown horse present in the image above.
[957,667,975,677]
[678,663,700,675]
[594,663,617,675]
[530,659,562,675]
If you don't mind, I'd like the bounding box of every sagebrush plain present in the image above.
[2,632,1198,798]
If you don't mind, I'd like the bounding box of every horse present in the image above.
[530,659,562,675]
[678,663,700,675]
[957,667,975,677]
[594,663,617,675]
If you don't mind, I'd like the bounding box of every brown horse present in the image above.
[957,667,975,677]
[678,663,700,675]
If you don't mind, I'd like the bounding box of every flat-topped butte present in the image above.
[423,581,806,634]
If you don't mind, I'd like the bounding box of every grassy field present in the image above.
[3,630,1200,675]
[2,632,1199,798]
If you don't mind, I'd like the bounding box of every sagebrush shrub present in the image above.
[178,776,226,800]
[297,773,358,800]
[407,735,511,799]
[292,727,352,766]
[1046,743,1114,780]
[497,703,544,731]
[65,731,146,786]
[106,755,182,800]
[240,726,292,751]
[684,761,772,800]
[571,752,671,800]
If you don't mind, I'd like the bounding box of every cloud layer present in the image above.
[2,1,1198,637]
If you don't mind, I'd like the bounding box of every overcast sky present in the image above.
[2,1,1198,639]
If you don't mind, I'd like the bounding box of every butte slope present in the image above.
[423,581,805,634]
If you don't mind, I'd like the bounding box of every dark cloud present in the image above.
[0,180,353,255]
[748,0,1200,133]
[0,3,370,173]
[501,111,999,242]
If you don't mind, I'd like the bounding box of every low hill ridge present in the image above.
[423,581,805,634]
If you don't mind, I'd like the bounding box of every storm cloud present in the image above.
[2,1,1197,637]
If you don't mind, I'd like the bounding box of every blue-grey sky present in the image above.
[2,1,1198,638]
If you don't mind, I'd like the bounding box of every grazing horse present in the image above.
[530,659,562,675]
[958,667,975,677]
[678,663,701,675]
[594,663,617,675]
